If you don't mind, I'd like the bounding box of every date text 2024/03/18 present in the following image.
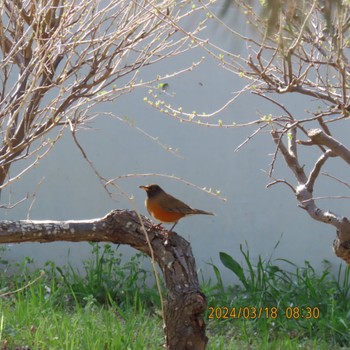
[207,306,320,320]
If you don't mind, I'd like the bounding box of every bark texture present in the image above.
[0,209,208,349]
[272,127,350,265]
[333,218,350,265]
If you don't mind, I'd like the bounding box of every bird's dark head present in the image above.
[139,184,164,198]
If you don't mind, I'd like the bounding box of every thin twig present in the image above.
[301,195,350,204]
[234,124,268,152]
[106,173,227,202]
[251,91,294,120]
[322,172,350,190]
[0,270,45,298]
[69,120,167,328]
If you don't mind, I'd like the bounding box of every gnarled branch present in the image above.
[0,209,208,350]
[307,129,350,165]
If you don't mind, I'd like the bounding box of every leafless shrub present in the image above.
[0,0,209,195]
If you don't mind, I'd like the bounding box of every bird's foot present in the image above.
[149,223,169,242]
[152,223,165,230]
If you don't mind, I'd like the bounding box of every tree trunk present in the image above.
[0,209,208,349]
[332,218,350,265]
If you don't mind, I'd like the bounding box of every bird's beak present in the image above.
[139,185,147,190]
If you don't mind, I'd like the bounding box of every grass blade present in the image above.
[219,251,248,289]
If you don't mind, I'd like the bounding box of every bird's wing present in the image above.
[158,193,195,214]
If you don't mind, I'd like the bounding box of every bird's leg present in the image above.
[169,221,178,232]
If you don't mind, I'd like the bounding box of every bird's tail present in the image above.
[192,209,215,216]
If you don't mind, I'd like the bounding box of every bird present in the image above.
[139,184,214,232]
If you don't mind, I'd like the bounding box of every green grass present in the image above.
[0,297,163,349]
[0,242,350,349]
[203,242,350,349]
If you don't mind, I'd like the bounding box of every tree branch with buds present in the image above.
[211,0,350,264]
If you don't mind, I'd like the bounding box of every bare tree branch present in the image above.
[0,0,210,192]
[305,149,335,192]
[202,0,350,264]
[271,129,307,183]
[295,184,342,228]
[0,209,208,349]
[307,129,350,165]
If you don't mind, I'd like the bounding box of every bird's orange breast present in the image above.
[145,199,185,223]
